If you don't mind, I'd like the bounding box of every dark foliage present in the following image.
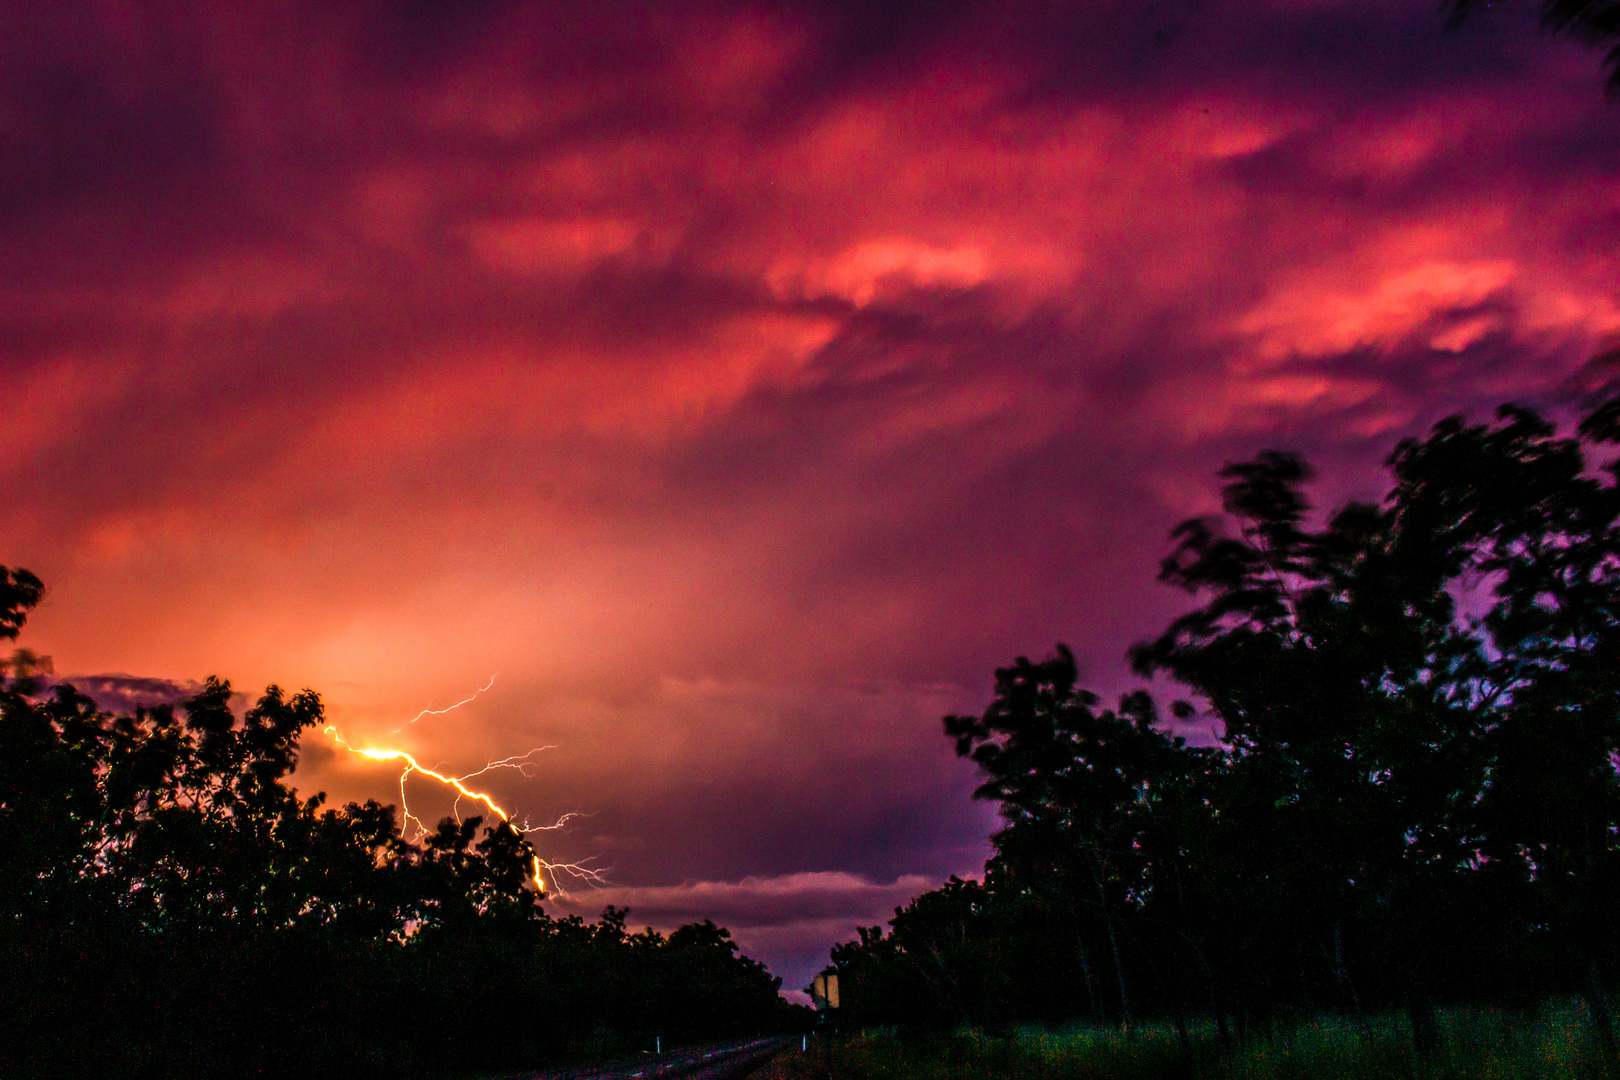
[1447,0,1620,93]
[825,396,1620,1060]
[0,611,807,1080]
[0,566,43,642]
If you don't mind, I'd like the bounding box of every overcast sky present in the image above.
[7,0,1620,997]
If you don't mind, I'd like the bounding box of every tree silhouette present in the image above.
[828,393,1620,1058]
[0,566,42,642]
[1387,402,1620,1055]
[1447,0,1620,92]
[0,578,807,1078]
[944,652,1192,1035]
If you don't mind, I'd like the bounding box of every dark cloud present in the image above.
[548,870,947,995]
[56,673,205,713]
[550,871,939,930]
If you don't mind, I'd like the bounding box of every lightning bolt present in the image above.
[393,674,499,731]
[323,677,607,896]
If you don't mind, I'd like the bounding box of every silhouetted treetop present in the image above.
[0,580,804,1078]
[1447,0,1620,92]
[834,392,1620,1058]
[0,565,42,641]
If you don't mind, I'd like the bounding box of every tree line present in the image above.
[825,395,1620,1058]
[0,585,808,1080]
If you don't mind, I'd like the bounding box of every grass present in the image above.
[754,1001,1620,1080]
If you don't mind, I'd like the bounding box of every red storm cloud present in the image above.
[3,0,1618,991]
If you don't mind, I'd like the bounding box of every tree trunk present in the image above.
[1294,933,1315,1014]
[1085,851,1133,1034]
[1329,921,1370,1042]
[1191,942,1233,1056]
[1584,957,1617,1060]
[1209,971,1233,1056]
[1072,910,1100,1025]
[1171,1005,1191,1055]
[1156,957,1191,1053]
[1130,923,1191,1054]
[1105,916,1133,1033]
[1404,976,1440,1060]
[1077,940,1099,1022]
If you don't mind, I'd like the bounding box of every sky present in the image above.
[5,0,1620,998]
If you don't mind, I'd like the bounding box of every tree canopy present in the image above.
[825,393,1620,1059]
[1448,0,1620,92]
[0,597,807,1079]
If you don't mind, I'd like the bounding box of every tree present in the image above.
[944,650,1195,1035]
[1384,402,1620,1054]
[0,569,804,1077]
[829,393,1620,1057]
[1447,0,1620,93]
[1129,443,1496,1055]
[0,566,42,641]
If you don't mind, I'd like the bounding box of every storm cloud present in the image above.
[5,0,1617,992]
